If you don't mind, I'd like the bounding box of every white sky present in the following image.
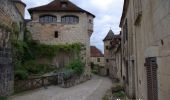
[23,0,124,53]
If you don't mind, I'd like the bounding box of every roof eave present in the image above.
[119,0,129,27]
[28,9,95,17]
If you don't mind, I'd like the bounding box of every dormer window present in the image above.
[61,15,79,24]
[39,15,57,23]
[60,1,68,8]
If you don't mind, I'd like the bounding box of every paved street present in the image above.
[9,75,112,100]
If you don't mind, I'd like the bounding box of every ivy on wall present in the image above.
[0,22,85,80]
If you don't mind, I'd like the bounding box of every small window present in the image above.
[106,46,109,50]
[106,59,109,63]
[55,31,58,38]
[97,58,100,62]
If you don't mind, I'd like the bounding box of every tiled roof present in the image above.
[90,46,104,57]
[28,0,95,17]
[103,29,115,41]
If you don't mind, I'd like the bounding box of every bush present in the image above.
[23,61,55,75]
[113,91,125,99]
[68,59,85,75]
[15,69,28,80]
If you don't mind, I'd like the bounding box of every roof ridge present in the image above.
[28,0,95,17]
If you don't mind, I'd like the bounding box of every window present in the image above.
[61,15,79,24]
[106,59,109,63]
[97,58,100,62]
[144,57,158,100]
[39,15,57,23]
[106,46,109,50]
[55,31,58,38]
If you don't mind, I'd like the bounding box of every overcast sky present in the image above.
[23,0,124,53]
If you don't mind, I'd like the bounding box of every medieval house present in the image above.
[103,30,122,81]
[120,0,170,100]
[26,0,95,75]
[109,34,122,82]
[0,0,26,96]
[90,46,104,75]
[103,30,115,77]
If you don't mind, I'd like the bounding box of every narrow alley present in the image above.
[9,75,112,100]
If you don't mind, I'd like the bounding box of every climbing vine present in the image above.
[0,21,85,80]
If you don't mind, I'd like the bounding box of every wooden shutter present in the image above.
[144,57,158,100]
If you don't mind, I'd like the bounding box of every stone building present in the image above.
[90,46,104,75]
[120,0,170,100]
[103,30,122,80]
[103,30,115,77]
[0,0,26,96]
[26,0,95,75]
[109,34,122,82]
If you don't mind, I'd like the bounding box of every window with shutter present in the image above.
[144,57,158,100]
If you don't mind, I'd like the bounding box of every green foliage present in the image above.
[11,40,84,80]
[9,24,84,80]
[102,95,109,100]
[113,91,125,99]
[68,59,85,75]
[91,64,98,74]
[15,68,28,80]
[23,61,55,75]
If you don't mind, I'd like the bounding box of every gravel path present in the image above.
[9,75,112,100]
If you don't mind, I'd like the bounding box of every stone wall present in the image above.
[120,0,170,99]
[27,12,94,75]
[0,47,13,96]
[0,0,25,96]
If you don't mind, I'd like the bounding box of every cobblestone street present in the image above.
[9,75,112,100]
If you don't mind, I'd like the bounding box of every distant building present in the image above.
[103,29,121,80]
[120,0,170,100]
[90,46,104,75]
[26,0,95,75]
[0,0,26,96]
[109,34,121,81]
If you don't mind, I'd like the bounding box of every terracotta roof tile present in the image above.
[90,46,104,57]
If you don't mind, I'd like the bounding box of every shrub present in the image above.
[113,91,125,99]
[23,61,55,75]
[15,69,28,80]
[68,59,85,75]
